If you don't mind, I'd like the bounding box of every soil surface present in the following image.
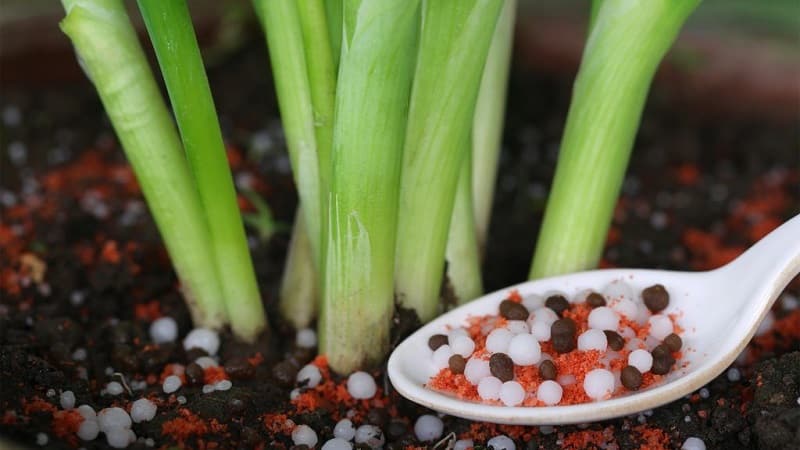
[1,43,799,449]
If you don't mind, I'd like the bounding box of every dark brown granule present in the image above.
[428,334,449,351]
[539,360,557,380]
[290,445,310,450]
[642,284,669,313]
[621,365,643,390]
[586,292,606,308]
[663,333,682,352]
[271,360,299,387]
[651,344,676,375]
[367,407,389,427]
[552,334,576,353]
[185,362,205,386]
[499,299,529,320]
[489,353,515,382]
[224,356,255,379]
[448,354,466,374]
[545,295,570,316]
[386,420,408,440]
[604,330,625,351]
[551,318,577,337]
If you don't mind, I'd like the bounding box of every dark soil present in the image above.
[1,43,799,449]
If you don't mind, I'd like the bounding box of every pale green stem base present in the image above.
[445,156,484,304]
[279,208,318,329]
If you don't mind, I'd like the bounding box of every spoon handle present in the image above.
[716,213,800,304]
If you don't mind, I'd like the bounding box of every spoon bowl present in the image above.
[388,214,800,425]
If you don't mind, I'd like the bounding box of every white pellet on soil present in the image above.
[648,314,674,340]
[77,405,96,420]
[522,293,544,311]
[46,388,56,398]
[292,424,318,448]
[162,375,182,394]
[536,380,563,406]
[334,418,356,441]
[290,388,301,400]
[588,307,619,331]
[321,437,353,450]
[727,367,741,382]
[149,317,178,343]
[297,364,322,388]
[202,384,216,394]
[59,390,75,410]
[72,348,87,361]
[215,380,232,391]
[504,320,529,335]
[106,382,124,396]
[478,376,503,401]
[36,432,48,446]
[464,357,491,384]
[449,333,476,357]
[354,424,385,448]
[347,371,377,399]
[531,307,559,326]
[681,436,707,450]
[577,329,608,352]
[194,356,218,368]
[145,438,155,447]
[485,328,513,354]
[106,427,135,448]
[611,298,639,320]
[487,434,516,450]
[628,349,654,373]
[507,333,541,365]
[177,395,187,404]
[699,387,710,399]
[98,407,132,433]
[530,319,552,341]
[182,328,220,355]
[583,368,615,400]
[454,439,474,450]
[432,344,454,369]
[296,328,317,348]
[77,418,100,441]
[414,414,444,442]
[500,381,525,406]
[130,398,157,423]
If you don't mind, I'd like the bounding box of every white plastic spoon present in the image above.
[388,213,800,425]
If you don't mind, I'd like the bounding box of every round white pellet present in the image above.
[449,334,476,358]
[499,381,525,406]
[77,405,96,420]
[289,388,301,400]
[530,320,551,342]
[522,293,544,312]
[77,418,100,441]
[507,333,541,365]
[347,371,377,399]
[432,344,454,369]
[628,349,654,373]
[215,380,232,391]
[588,307,620,331]
[681,437,707,450]
[333,418,356,441]
[454,439,474,450]
[611,298,638,320]
[727,368,741,382]
[149,317,178,344]
[583,369,615,400]
[105,427,134,448]
[648,315,673,340]
[572,289,593,304]
[603,280,634,302]
[130,398,157,423]
[162,375,182,394]
[478,376,503,401]
[414,414,443,442]
[485,329,513,354]
[36,433,48,446]
[530,307,559,326]
[59,390,75,410]
[504,320,529,335]
[296,329,317,348]
[98,407,132,432]
[106,382,124,396]
[354,424,384,448]
[487,434,516,450]
[464,357,491,385]
[202,384,215,394]
[321,437,353,450]
[194,356,218,369]
[292,424,318,448]
[536,380,563,406]
[577,329,608,352]
[297,364,322,388]
[182,328,220,356]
